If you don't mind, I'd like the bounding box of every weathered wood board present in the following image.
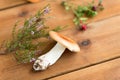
[50,58,120,80]
[0,0,120,80]
[0,14,120,80]
[0,0,120,42]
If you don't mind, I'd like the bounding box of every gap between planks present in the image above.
[49,56,120,80]
[0,2,28,11]
[44,56,120,80]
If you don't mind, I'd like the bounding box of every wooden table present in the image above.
[0,0,120,80]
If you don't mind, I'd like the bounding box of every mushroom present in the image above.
[33,31,80,71]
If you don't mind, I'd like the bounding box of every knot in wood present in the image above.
[19,10,28,17]
[79,39,91,47]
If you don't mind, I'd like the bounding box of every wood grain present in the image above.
[0,0,120,80]
[50,58,120,80]
[0,0,27,10]
[0,15,120,80]
[0,0,120,42]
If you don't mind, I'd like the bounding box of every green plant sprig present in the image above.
[61,0,104,28]
[0,5,65,63]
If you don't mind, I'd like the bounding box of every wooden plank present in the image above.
[0,0,27,10]
[1,15,120,80]
[50,58,120,80]
[0,0,120,42]
[0,0,120,80]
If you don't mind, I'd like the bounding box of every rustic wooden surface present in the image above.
[50,58,120,80]
[0,0,120,80]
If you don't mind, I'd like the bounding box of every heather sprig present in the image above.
[0,5,64,63]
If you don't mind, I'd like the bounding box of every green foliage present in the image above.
[61,1,71,11]
[61,0,104,26]
[15,50,35,63]
[52,25,68,32]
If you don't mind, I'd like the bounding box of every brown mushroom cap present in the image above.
[49,31,80,52]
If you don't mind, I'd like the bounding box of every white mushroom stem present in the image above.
[33,31,80,71]
[33,42,66,71]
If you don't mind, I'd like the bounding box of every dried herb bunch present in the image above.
[61,0,104,30]
[0,5,63,63]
